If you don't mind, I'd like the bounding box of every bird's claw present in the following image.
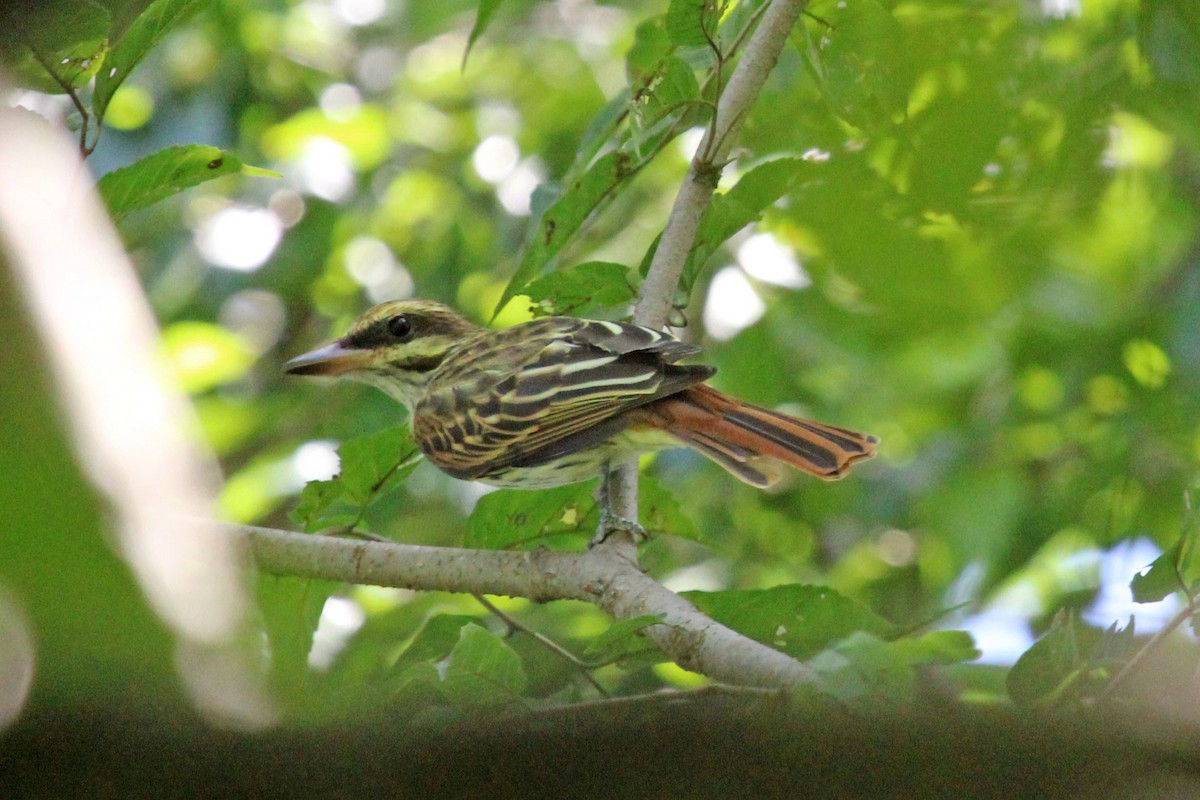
[591,506,648,548]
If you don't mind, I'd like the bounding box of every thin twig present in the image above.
[27,45,96,158]
[473,593,610,697]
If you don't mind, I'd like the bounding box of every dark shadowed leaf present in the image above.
[393,614,482,673]
[684,584,897,660]
[806,629,978,705]
[665,0,716,48]
[10,3,111,93]
[442,623,529,706]
[584,614,666,664]
[1130,538,1184,603]
[290,479,360,533]
[1007,612,1095,707]
[93,0,206,119]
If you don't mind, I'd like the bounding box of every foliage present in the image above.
[5,0,1200,723]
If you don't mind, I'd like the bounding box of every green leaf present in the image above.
[626,16,672,83]
[808,632,914,705]
[11,3,112,94]
[683,584,897,660]
[522,261,635,317]
[93,0,205,120]
[887,630,980,666]
[675,157,814,293]
[635,55,702,130]
[811,0,911,130]
[495,150,642,315]
[583,614,665,663]
[665,0,716,48]
[96,145,277,221]
[336,426,422,504]
[442,623,528,706]
[256,575,339,694]
[288,427,421,532]
[807,631,978,706]
[639,474,702,542]
[463,0,505,67]
[289,479,360,533]
[1130,539,1184,603]
[465,483,598,550]
[1006,612,1097,708]
[393,614,481,673]
[386,662,446,708]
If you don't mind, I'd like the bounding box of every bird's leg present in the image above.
[591,460,647,548]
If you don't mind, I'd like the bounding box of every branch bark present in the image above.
[241,523,818,689]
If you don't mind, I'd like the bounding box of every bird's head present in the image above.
[284,299,481,407]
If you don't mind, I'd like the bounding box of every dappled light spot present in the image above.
[0,591,34,731]
[309,597,366,669]
[1041,0,1080,18]
[319,82,363,123]
[334,0,385,27]
[876,528,917,567]
[1084,538,1182,633]
[219,290,287,355]
[1123,339,1171,389]
[960,610,1036,666]
[299,137,355,201]
[162,321,256,394]
[195,206,283,271]
[344,236,415,301]
[497,159,542,216]
[291,441,341,484]
[703,266,765,340]
[473,134,520,184]
[737,233,810,289]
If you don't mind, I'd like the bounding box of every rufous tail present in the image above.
[635,385,879,487]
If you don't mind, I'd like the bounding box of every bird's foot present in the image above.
[591,505,648,549]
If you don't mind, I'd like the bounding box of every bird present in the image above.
[284,299,878,491]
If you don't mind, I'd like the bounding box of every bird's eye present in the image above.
[386,314,413,340]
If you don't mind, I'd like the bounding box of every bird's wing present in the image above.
[413,318,713,480]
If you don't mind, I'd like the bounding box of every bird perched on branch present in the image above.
[285,300,878,490]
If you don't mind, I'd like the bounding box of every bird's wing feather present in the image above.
[413,318,712,479]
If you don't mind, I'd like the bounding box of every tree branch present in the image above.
[238,523,818,690]
[635,0,809,330]
[248,0,818,693]
[602,0,810,543]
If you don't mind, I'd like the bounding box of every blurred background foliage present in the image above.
[4,0,1200,717]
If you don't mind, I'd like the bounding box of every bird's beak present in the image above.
[284,342,369,377]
